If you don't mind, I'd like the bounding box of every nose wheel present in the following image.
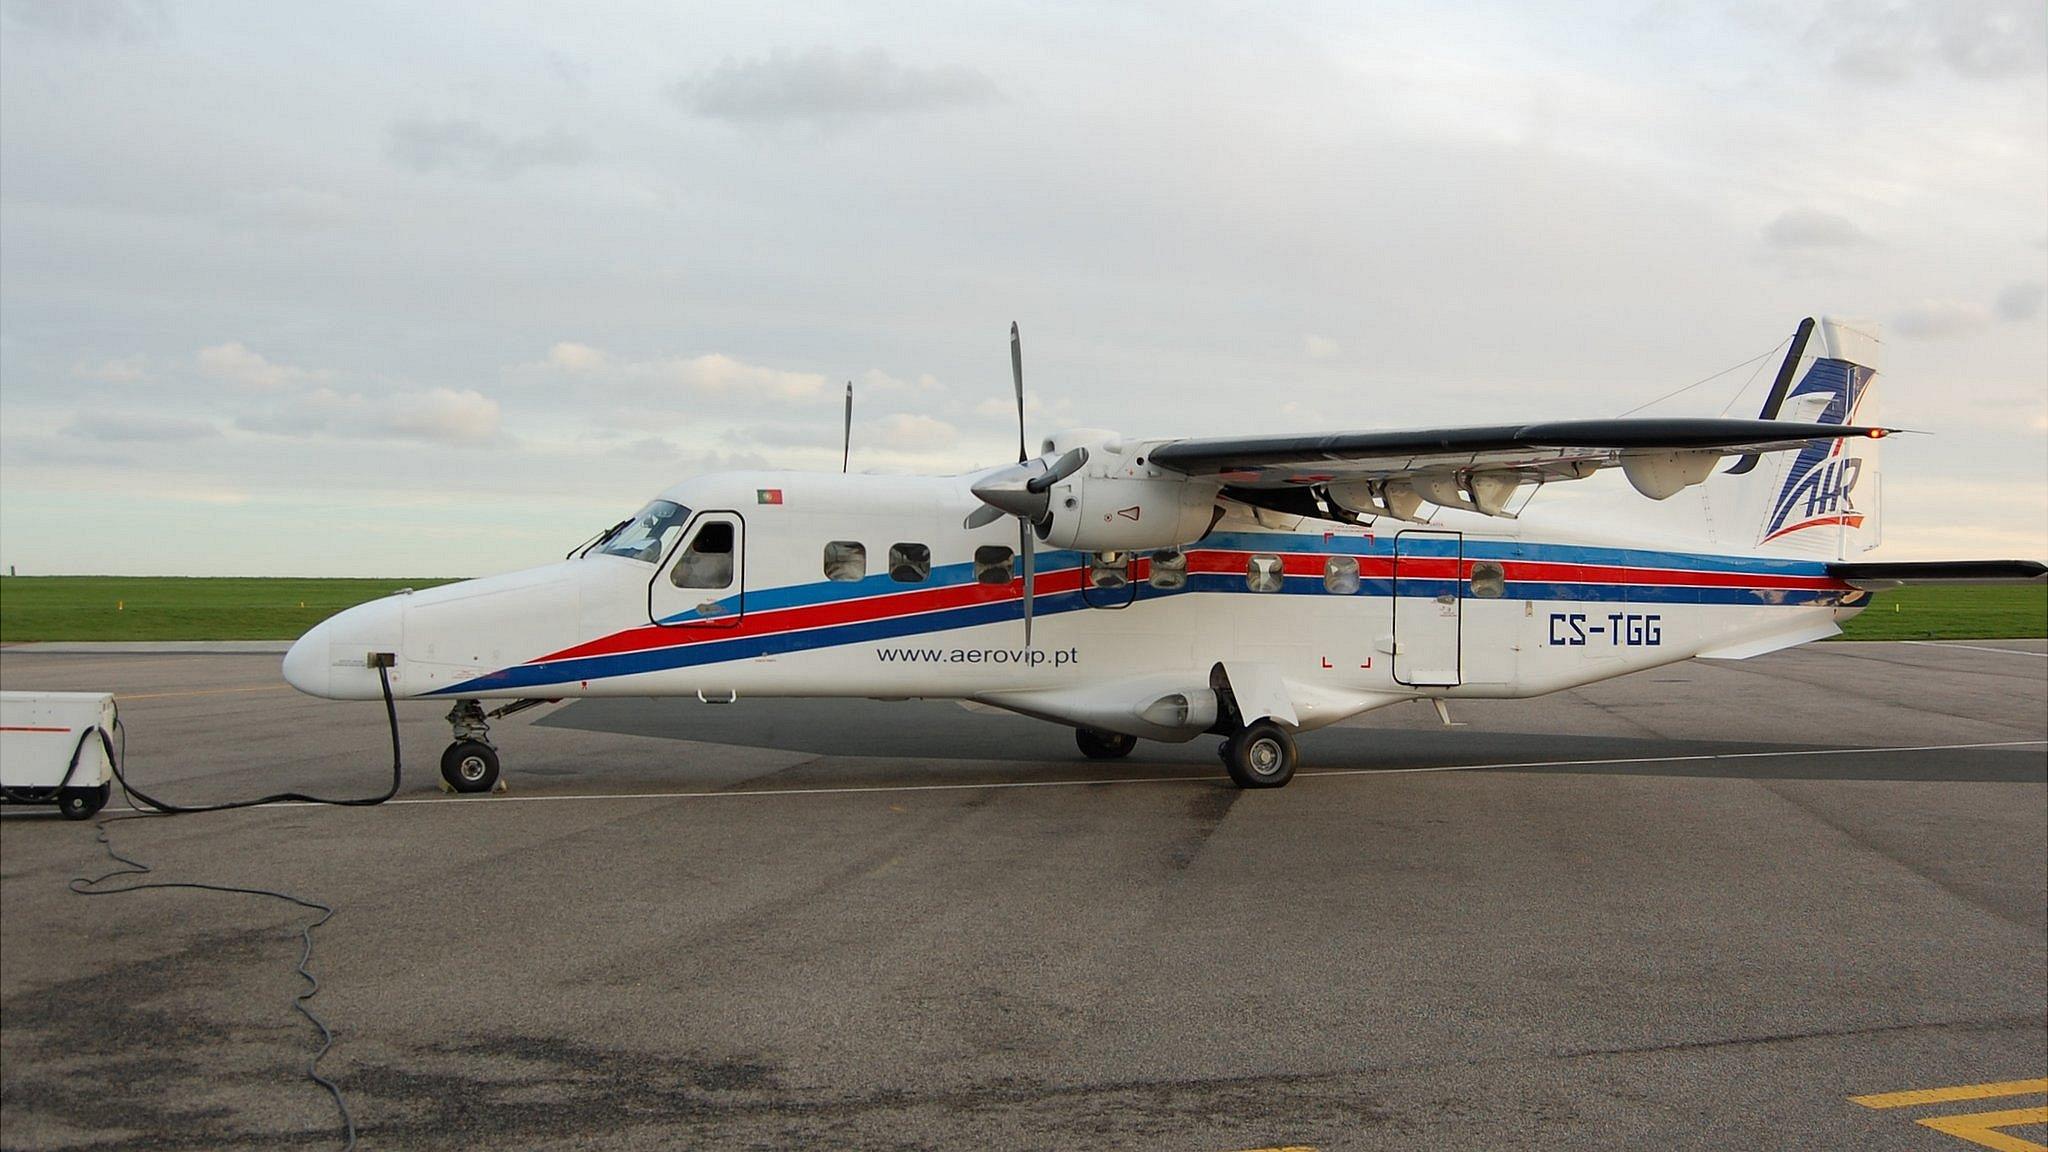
[439,741,501,794]
[440,699,504,794]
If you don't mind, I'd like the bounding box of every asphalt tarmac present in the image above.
[1,640,2043,1150]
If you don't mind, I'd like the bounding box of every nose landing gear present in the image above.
[440,700,503,794]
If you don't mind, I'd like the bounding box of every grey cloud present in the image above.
[1763,208,1868,249]
[1892,299,1992,339]
[1823,0,2047,83]
[1995,282,2045,322]
[386,118,590,179]
[1,0,168,43]
[61,411,219,442]
[236,386,503,445]
[675,48,998,128]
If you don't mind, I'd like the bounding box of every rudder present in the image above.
[1719,316,1883,560]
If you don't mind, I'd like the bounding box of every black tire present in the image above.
[1075,728,1137,760]
[440,740,500,794]
[1222,720,1297,789]
[58,783,110,820]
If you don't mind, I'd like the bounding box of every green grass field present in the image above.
[0,577,456,642]
[0,576,2040,644]
[1834,583,2047,641]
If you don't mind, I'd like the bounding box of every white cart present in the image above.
[0,691,116,819]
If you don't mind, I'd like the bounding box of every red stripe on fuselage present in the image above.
[1189,550,1845,590]
[526,548,1850,669]
[535,567,1091,664]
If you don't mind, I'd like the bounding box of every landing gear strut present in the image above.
[440,700,501,794]
[1219,719,1297,789]
[1075,727,1137,760]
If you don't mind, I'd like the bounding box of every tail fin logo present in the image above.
[1761,358,1874,544]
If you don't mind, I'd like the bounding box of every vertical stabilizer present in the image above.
[1718,317,1882,559]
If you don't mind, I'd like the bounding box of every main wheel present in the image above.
[1222,720,1297,789]
[58,783,110,820]
[440,740,500,794]
[1075,728,1138,760]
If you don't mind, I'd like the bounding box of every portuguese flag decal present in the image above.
[756,488,783,505]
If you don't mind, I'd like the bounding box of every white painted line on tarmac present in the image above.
[16,738,2031,818]
[1898,641,2048,659]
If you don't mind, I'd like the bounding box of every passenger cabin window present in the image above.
[1089,551,1130,590]
[1247,554,1284,593]
[1149,549,1188,590]
[889,542,931,583]
[823,541,866,582]
[1324,555,1360,594]
[1470,561,1506,599]
[670,521,735,588]
[974,545,1014,584]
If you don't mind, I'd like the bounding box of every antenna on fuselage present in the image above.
[841,381,853,473]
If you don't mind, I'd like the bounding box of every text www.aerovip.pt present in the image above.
[875,646,1080,667]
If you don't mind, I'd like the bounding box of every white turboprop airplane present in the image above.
[284,316,2042,793]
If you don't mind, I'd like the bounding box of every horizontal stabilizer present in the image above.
[1827,560,2047,588]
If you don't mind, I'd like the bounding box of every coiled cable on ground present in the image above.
[61,662,404,1149]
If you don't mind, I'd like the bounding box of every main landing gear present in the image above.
[1219,719,1297,789]
[440,699,501,794]
[1075,727,1137,760]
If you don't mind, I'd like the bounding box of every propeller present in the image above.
[841,381,853,473]
[959,323,1089,645]
[1011,322,1026,464]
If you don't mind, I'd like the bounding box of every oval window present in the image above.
[1470,561,1506,599]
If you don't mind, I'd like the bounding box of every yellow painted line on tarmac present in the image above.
[117,684,292,701]
[1916,1108,2048,1152]
[1852,1079,2048,1109]
[1851,1079,2048,1152]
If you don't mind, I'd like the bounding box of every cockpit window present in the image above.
[599,500,691,562]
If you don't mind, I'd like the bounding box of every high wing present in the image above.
[1146,417,1893,521]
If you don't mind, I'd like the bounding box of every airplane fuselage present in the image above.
[285,468,1866,741]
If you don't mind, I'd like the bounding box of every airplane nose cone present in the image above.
[282,619,332,697]
[282,597,405,700]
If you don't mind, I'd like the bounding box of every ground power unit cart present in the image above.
[0,691,115,819]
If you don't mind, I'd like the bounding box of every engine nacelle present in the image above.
[1036,437,1220,552]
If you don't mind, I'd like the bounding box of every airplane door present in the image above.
[1392,529,1461,686]
[649,511,744,628]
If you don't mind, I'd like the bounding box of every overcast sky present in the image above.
[2,0,2042,576]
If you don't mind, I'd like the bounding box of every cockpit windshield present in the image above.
[597,500,691,562]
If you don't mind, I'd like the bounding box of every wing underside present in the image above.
[1147,417,1891,521]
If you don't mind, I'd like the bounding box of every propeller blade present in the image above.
[1010,321,1026,464]
[1026,446,1088,495]
[963,504,1007,530]
[841,381,852,473]
[1020,517,1035,646]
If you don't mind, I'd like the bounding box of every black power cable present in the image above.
[62,661,405,1150]
[108,662,403,814]
[70,820,360,1148]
